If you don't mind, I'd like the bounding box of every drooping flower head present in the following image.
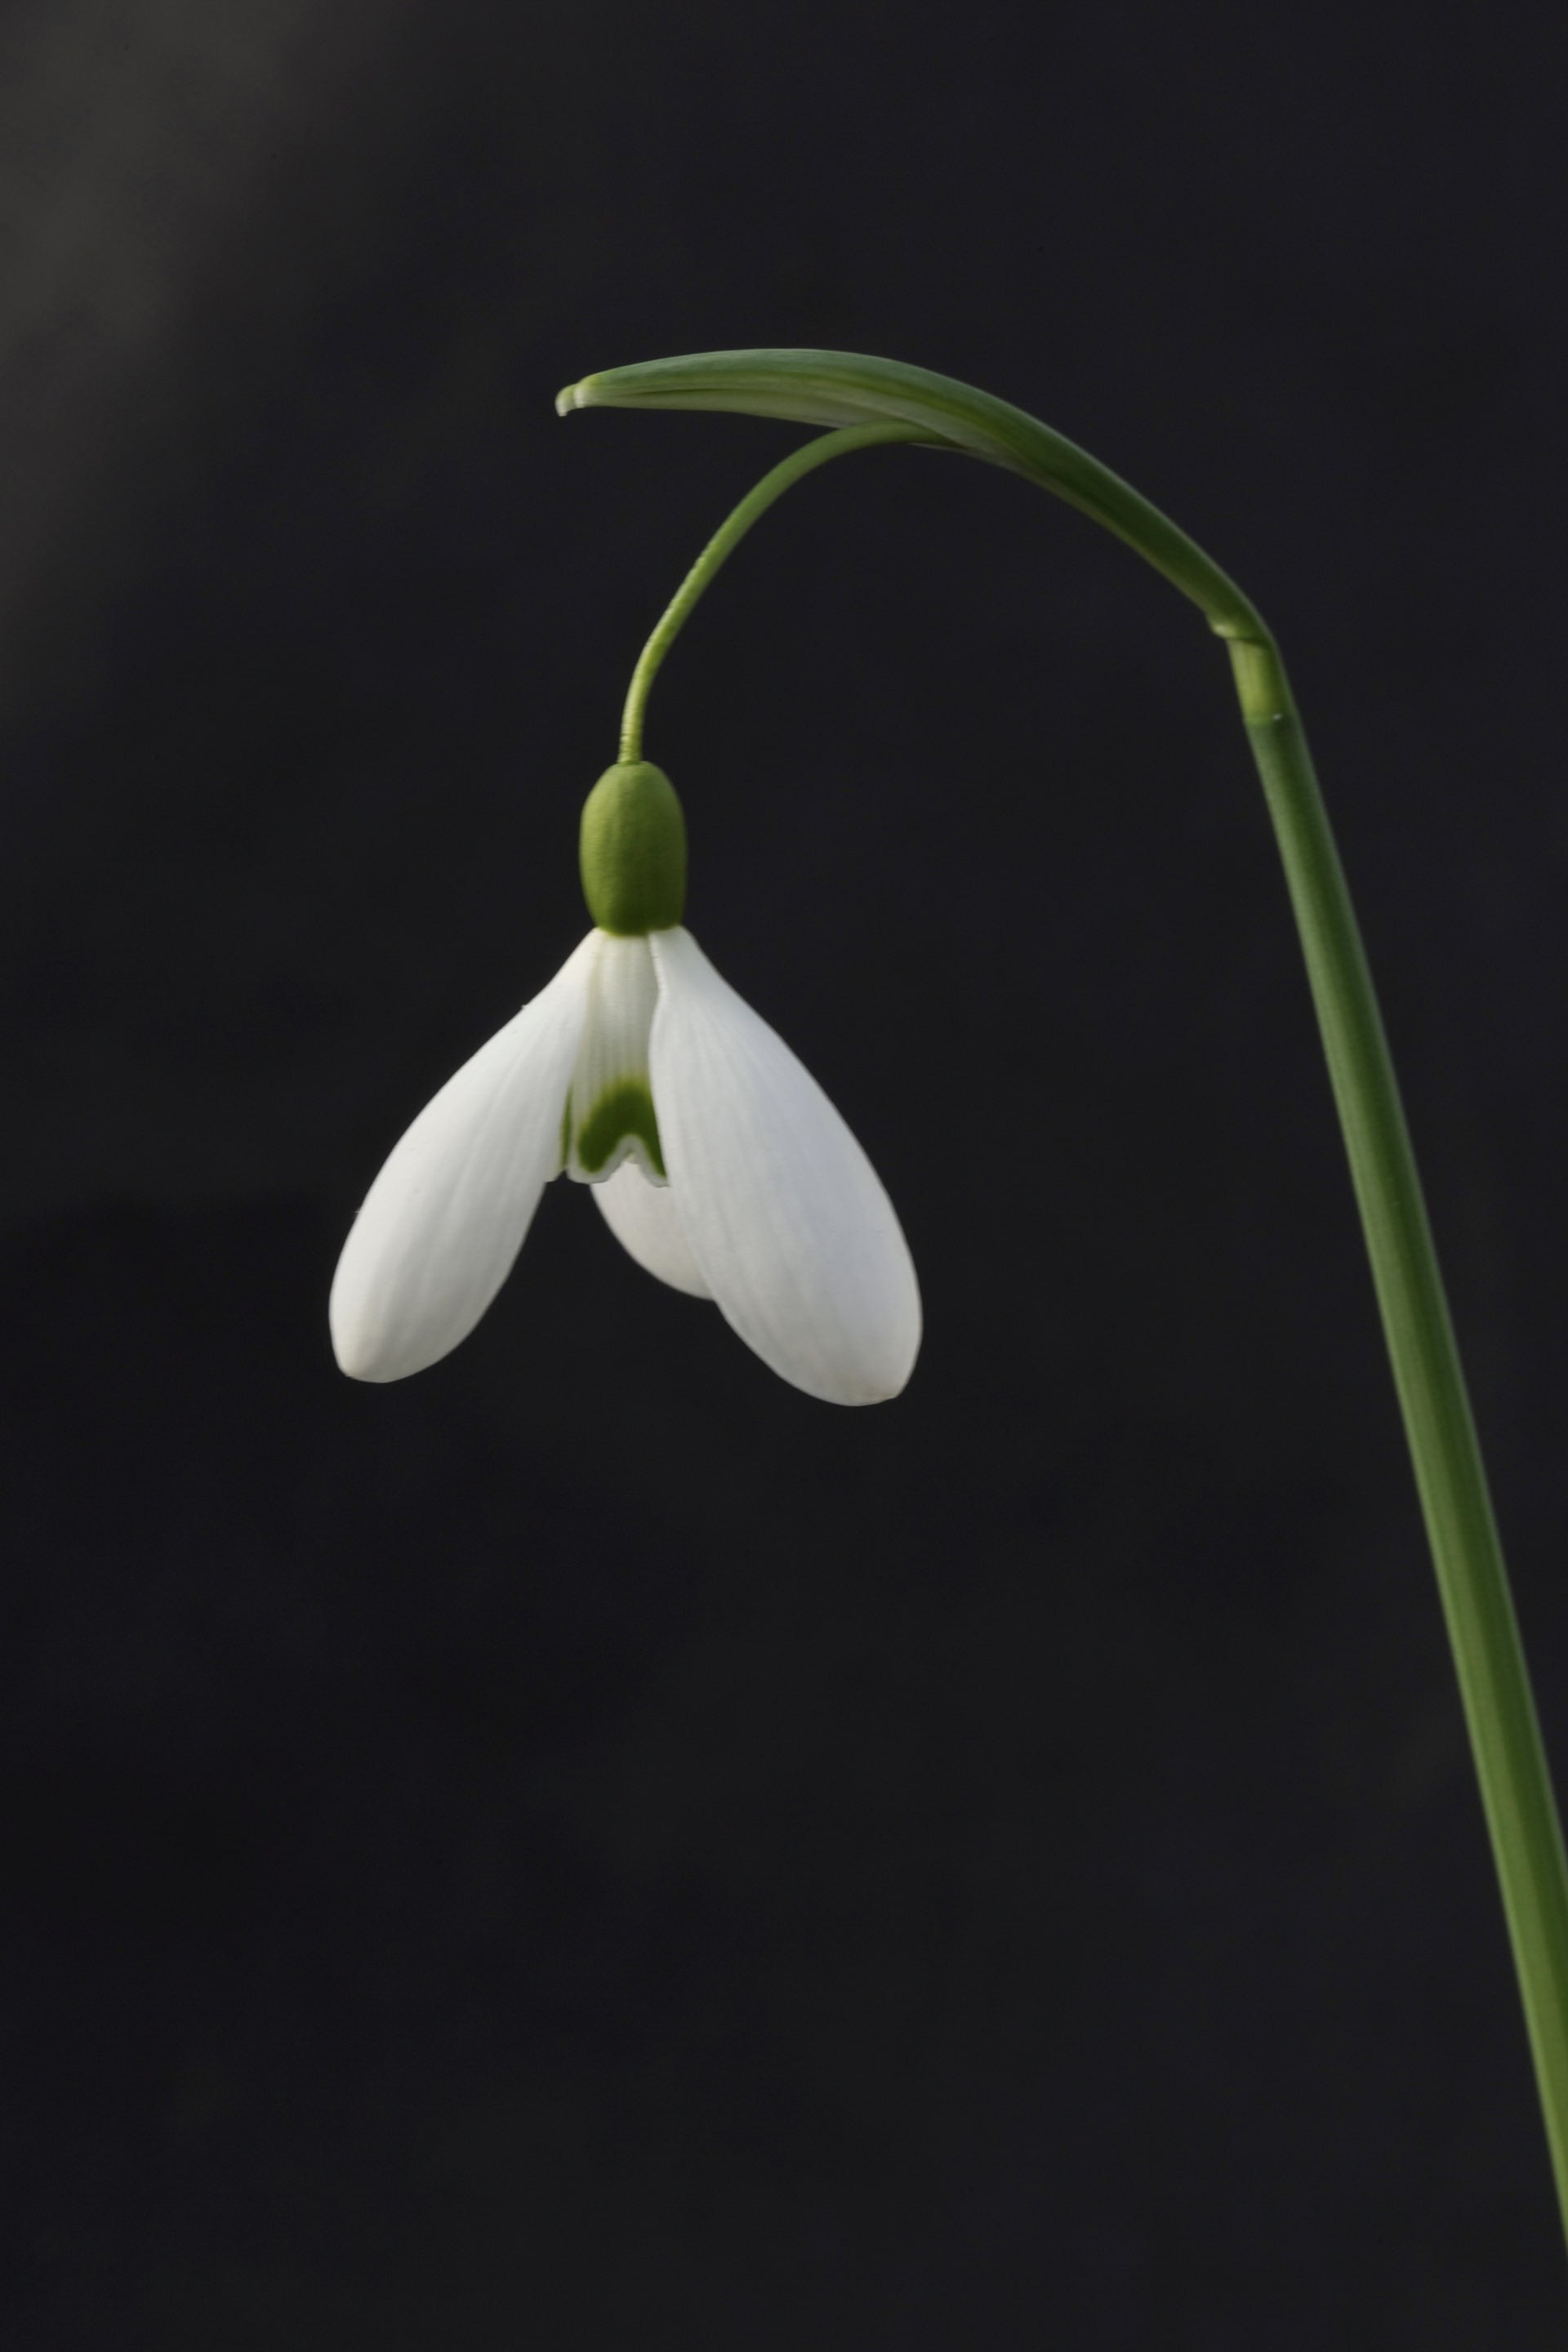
[330,760,920,1404]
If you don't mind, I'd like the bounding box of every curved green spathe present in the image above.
[559,347,1264,644]
[579,760,688,934]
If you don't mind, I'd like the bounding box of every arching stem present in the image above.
[617,421,928,764]
[563,347,1568,2254]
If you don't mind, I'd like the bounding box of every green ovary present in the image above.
[574,1080,666,1179]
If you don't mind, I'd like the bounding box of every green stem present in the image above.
[617,421,929,763]
[561,349,1568,2251]
[1232,637,1568,2233]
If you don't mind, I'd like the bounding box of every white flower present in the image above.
[329,925,920,1405]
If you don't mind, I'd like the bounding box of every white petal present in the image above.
[330,933,598,1381]
[648,928,920,1405]
[564,932,662,1183]
[592,1160,713,1299]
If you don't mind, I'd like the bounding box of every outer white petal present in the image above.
[330,933,598,1381]
[592,1160,713,1298]
[648,928,920,1404]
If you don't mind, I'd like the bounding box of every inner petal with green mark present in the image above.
[563,932,667,1183]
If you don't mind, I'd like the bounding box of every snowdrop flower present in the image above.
[330,760,920,1404]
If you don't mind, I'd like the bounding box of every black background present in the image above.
[4,1,1567,2343]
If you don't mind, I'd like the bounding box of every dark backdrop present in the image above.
[4,1,1567,2343]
